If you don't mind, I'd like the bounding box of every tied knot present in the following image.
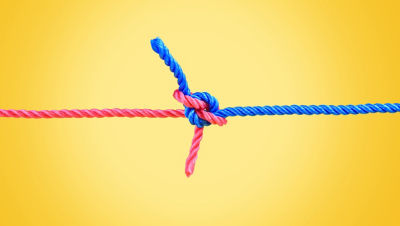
[152,37,228,176]
[173,89,227,128]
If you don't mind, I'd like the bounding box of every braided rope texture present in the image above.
[0,109,184,118]
[1,37,399,177]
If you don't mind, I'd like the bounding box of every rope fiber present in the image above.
[1,37,399,177]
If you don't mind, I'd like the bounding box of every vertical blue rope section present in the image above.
[215,103,400,117]
[151,37,191,95]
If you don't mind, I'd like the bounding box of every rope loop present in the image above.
[173,89,227,127]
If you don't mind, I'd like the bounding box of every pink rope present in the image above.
[185,126,204,177]
[0,109,184,118]
[0,89,227,177]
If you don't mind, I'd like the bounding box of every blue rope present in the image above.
[216,103,400,117]
[151,37,400,123]
[151,37,191,95]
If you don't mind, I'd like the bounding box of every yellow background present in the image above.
[0,1,399,225]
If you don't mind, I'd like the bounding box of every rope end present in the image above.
[185,126,204,177]
[150,37,164,54]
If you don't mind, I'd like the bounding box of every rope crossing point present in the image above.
[1,38,400,177]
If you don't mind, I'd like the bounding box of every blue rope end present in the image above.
[150,37,164,54]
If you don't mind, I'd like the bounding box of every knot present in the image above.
[173,89,227,127]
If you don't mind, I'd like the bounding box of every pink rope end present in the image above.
[185,126,204,177]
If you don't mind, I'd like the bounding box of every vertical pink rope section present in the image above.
[173,89,228,177]
[185,126,204,177]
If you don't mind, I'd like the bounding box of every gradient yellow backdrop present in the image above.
[0,1,399,225]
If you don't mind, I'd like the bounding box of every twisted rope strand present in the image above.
[0,109,185,118]
[2,103,399,119]
[0,37,398,177]
[151,38,191,95]
[215,103,400,117]
[185,126,204,177]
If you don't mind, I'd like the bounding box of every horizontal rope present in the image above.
[2,103,399,119]
[0,109,184,118]
[1,37,398,177]
[215,103,400,117]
